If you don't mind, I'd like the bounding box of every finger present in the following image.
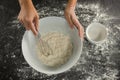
[20,20,24,25]
[18,17,22,23]
[75,21,84,40]
[65,14,74,29]
[19,19,28,29]
[23,21,30,30]
[17,16,20,21]
[34,16,39,32]
[17,12,22,22]
[18,17,24,26]
[71,15,84,40]
[79,27,84,41]
[29,21,38,35]
[18,11,30,31]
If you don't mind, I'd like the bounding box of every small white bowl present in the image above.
[86,22,107,44]
[22,17,83,74]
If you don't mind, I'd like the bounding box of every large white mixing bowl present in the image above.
[22,17,83,74]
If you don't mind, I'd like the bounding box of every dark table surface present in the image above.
[0,0,120,80]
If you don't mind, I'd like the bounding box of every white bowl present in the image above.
[22,17,83,74]
[86,22,107,44]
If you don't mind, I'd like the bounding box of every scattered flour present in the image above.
[8,1,120,80]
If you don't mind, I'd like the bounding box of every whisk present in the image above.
[36,32,53,56]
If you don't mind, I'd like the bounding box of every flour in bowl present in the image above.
[36,32,73,67]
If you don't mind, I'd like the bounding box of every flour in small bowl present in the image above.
[36,32,73,67]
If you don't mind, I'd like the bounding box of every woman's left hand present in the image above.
[64,5,84,40]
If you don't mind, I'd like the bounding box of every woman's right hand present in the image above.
[18,0,39,35]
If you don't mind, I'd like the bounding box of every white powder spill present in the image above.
[7,1,120,80]
[72,2,119,80]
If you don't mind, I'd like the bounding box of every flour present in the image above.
[36,32,73,67]
[8,1,119,79]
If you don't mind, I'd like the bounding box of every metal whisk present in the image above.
[36,32,53,56]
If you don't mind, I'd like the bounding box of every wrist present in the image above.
[68,0,77,7]
[19,0,34,9]
[66,0,77,10]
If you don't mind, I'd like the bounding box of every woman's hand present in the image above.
[64,3,84,40]
[18,0,39,35]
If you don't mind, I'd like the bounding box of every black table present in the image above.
[0,0,120,80]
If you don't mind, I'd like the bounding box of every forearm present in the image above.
[18,0,34,9]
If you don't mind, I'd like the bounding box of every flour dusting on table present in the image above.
[5,1,120,80]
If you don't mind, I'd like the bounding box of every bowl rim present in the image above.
[86,22,107,44]
[22,16,83,74]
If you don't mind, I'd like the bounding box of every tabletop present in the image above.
[0,0,120,80]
